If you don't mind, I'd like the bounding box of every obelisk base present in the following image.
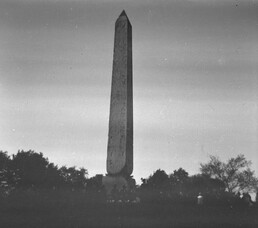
[102,175,135,195]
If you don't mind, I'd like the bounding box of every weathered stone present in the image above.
[102,175,128,194]
[106,10,133,176]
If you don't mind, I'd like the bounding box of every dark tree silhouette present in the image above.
[200,154,258,193]
[0,151,11,194]
[169,168,189,194]
[1,150,89,190]
[0,151,9,170]
[186,174,225,197]
[59,166,88,190]
[11,150,49,188]
[141,169,169,190]
[170,168,189,184]
[86,174,103,190]
[45,162,63,189]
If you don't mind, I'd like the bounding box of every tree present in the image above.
[169,168,189,194]
[86,174,103,191]
[200,154,258,193]
[45,162,63,189]
[59,166,88,189]
[0,151,10,170]
[186,174,225,197]
[170,168,189,184]
[141,169,169,190]
[0,151,11,194]
[0,151,10,182]
[11,150,50,188]
[0,150,89,191]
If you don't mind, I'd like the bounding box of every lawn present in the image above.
[0,190,257,228]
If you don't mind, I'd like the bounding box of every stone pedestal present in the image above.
[102,175,128,194]
[102,175,135,195]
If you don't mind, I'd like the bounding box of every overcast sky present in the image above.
[0,0,257,183]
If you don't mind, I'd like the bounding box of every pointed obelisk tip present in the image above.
[119,10,127,17]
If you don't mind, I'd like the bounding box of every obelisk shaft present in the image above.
[106,11,133,177]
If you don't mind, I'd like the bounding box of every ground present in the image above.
[0,191,257,228]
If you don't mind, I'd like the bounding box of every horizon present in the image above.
[0,0,257,184]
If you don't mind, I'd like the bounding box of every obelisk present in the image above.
[102,10,133,193]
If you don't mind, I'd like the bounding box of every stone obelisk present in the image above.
[102,10,133,193]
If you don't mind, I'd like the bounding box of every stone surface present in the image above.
[102,175,128,194]
[106,10,133,176]
[102,175,136,194]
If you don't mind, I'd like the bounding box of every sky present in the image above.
[0,0,257,184]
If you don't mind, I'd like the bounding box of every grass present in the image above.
[0,190,257,228]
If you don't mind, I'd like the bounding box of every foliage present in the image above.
[59,166,88,189]
[0,151,9,170]
[170,168,189,183]
[0,151,15,196]
[86,174,103,190]
[186,174,225,197]
[169,168,189,191]
[141,169,169,190]
[0,150,88,191]
[0,151,10,184]
[11,150,49,188]
[200,154,258,193]
[140,167,229,203]
[2,149,257,204]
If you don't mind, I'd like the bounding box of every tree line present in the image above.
[0,150,88,192]
[1,150,257,202]
[142,154,258,194]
